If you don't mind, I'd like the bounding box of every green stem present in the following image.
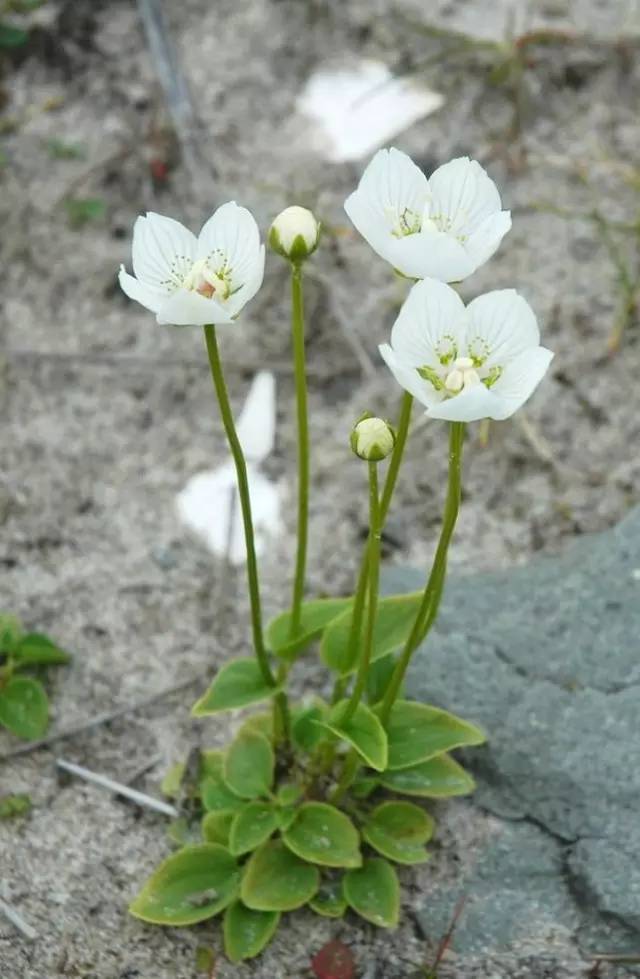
[289,264,310,636]
[379,421,466,724]
[342,392,413,676]
[202,326,290,737]
[340,463,380,724]
[329,750,359,805]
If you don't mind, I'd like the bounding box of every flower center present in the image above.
[182,258,230,300]
[386,206,422,238]
[443,356,481,394]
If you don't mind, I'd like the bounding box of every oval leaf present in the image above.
[0,614,22,654]
[321,592,422,675]
[384,700,485,770]
[14,633,71,666]
[241,840,319,911]
[0,676,48,740]
[202,810,235,846]
[200,758,244,814]
[363,801,433,865]
[283,803,361,868]
[380,753,476,798]
[267,598,352,660]
[291,699,330,754]
[309,879,348,919]
[129,844,239,925]
[343,858,399,928]
[224,730,274,800]
[223,900,280,962]
[322,700,387,771]
[229,802,278,856]
[191,658,279,715]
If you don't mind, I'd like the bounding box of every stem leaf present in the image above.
[380,753,476,797]
[191,658,280,716]
[266,598,352,661]
[320,592,422,675]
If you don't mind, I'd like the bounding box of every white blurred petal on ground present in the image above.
[296,59,444,164]
[236,370,277,464]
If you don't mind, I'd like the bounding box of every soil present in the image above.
[1,0,639,977]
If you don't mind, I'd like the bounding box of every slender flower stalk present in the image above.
[289,264,310,637]
[203,325,289,739]
[379,421,466,724]
[340,462,381,724]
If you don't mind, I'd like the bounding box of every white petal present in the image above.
[464,210,512,270]
[390,228,475,281]
[118,266,163,313]
[379,343,442,410]
[224,245,265,318]
[489,346,554,417]
[344,187,394,257]
[465,289,540,368]
[132,213,197,293]
[156,289,234,327]
[428,157,502,235]
[358,147,429,219]
[197,202,262,285]
[236,370,276,463]
[426,383,503,422]
[390,278,467,367]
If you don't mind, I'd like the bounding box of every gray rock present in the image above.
[383,506,640,965]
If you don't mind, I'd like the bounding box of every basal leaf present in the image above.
[309,879,348,918]
[201,810,235,846]
[223,900,280,962]
[192,658,280,715]
[362,801,433,865]
[322,700,387,771]
[229,802,278,856]
[200,767,244,814]
[276,783,302,807]
[343,858,399,928]
[0,676,48,740]
[160,762,185,800]
[224,730,274,800]
[129,844,239,925]
[283,802,361,868]
[237,710,273,740]
[266,598,352,661]
[380,753,476,798]
[14,633,71,666]
[320,592,422,675]
[384,701,485,771]
[291,699,329,753]
[0,613,22,654]
[241,840,319,911]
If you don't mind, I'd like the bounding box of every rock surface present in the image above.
[384,505,640,970]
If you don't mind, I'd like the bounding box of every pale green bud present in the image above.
[269,206,320,263]
[350,414,396,462]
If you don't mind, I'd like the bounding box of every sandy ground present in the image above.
[1,0,639,976]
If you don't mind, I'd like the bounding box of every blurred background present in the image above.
[1,0,639,976]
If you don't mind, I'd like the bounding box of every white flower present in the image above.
[269,205,320,261]
[344,148,511,282]
[380,279,553,422]
[118,202,265,326]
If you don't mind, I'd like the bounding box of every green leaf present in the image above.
[363,801,433,865]
[14,633,71,666]
[322,700,387,771]
[0,676,48,740]
[241,840,319,911]
[276,783,302,807]
[167,817,199,847]
[237,710,273,740]
[129,844,240,926]
[321,592,422,675]
[161,762,185,799]
[224,730,274,800]
[200,762,244,814]
[0,24,29,48]
[283,802,361,868]
[366,653,401,705]
[343,858,400,928]
[351,777,379,799]
[0,793,31,819]
[192,658,279,716]
[291,699,329,753]
[223,900,280,962]
[266,598,352,660]
[229,802,278,856]
[380,753,476,798]
[309,878,347,918]
[384,701,486,770]
[64,196,106,229]
[275,807,297,832]
[0,613,22,654]
[201,810,235,846]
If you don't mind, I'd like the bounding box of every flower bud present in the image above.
[269,206,320,263]
[350,414,396,462]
